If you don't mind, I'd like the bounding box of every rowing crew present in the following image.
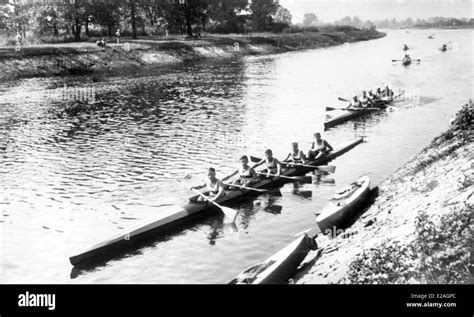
[348,85,393,109]
[191,132,333,202]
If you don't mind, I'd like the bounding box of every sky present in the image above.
[279,0,474,23]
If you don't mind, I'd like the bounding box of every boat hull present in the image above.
[316,175,370,233]
[229,229,319,284]
[69,138,364,267]
[324,99,391,130]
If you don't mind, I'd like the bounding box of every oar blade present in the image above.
[221,207,238,223]
[315,165,336,174]
[248,155,261,163]
[326,106,338,111]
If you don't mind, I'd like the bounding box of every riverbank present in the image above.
[296,101,473,284]
[0,28,385,82]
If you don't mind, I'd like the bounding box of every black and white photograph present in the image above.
[0,0,472,313]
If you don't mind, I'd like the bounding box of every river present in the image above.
[0,29,472,283]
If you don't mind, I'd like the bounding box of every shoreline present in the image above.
[0,29,385,82]
[296,102,473,284]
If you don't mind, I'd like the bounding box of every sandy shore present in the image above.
[296,102,473,284]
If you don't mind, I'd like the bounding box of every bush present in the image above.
[347,206,472,284]
[282,25,319,34]
[266,22,290,33]
[333,25,359,32]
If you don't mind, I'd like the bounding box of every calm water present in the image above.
[1,29,472,284]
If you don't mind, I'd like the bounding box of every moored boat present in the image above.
[316,175,370,233]
[229,228,319,284]
[69,138,364,267]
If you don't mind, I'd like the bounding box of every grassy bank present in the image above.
[0,28,385,82]
[296,101,473,284]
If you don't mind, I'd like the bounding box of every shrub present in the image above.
[347,205,472,284]
[266,22,290,33]
[282,26,319,34]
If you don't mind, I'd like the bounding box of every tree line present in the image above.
[298,13,473,30]
[0,0,295,42]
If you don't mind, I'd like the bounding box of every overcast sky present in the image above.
[280,0,474,23]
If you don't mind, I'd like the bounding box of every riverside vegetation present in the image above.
[297,101,473,284]
[0,26,384,82]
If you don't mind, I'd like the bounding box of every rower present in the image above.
[348,95,362,109]
[375,87,384,99]
[383,85,394,99]
[283,142,307,164]
[222,155,259,187]
[254,149,282,178]
[308,133,333,160]
[192,168,226,202]
[403,54,411,62]
[367,90,379,103]
[360,91,370,107]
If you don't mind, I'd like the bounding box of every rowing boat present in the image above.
[402,59,411,66]
[69,138,364,267]
[229,228,319,284]
[324,98,392,130]
[316,175,370,233]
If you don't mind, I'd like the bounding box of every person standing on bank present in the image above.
[116,29,121,44]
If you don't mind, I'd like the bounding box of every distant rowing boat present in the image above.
[324,98,392,130]
[69,138,364,267]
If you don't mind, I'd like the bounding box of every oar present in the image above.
[185,172,279,194]
[392,59,421,62]
[294,227,321,238]
[256,172,312,183]
[338,97,350,102]
[326,106,383,111]
[175,179,237,222]
[223,182,279,194]
[282,162,336,173]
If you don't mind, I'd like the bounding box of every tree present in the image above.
[207,0,249,33]
[250,0,279,31]
[129,0,137,39]
[352,16,361,28]
[164,0,209,36]
[274,6,292,25]
[303,13,318,27]
[90,2,122,37]
[339,16,352,26]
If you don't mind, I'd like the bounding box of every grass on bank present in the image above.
[346,205,472,284]
[0,26,384,59]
